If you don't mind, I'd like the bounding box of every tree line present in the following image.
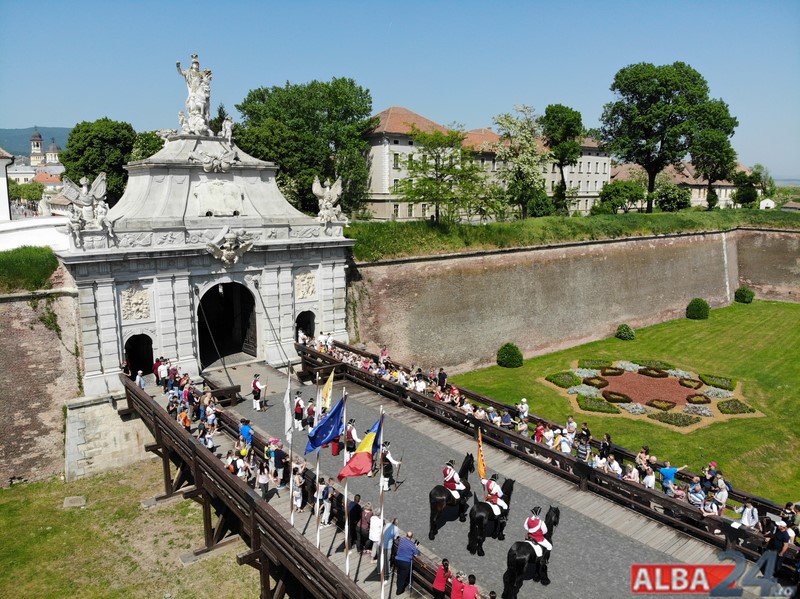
[47,62,775,217]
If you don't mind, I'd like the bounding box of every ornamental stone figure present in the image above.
[176,54,213,135]
[312,176,349,227]
[61,173,114,244]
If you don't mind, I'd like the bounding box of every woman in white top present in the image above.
[256,462,270,500]
[642,467,656,489]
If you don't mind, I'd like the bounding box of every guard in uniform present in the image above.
[345,418,361,453]
[524,506,552,557]
[481,474,508,511]
[375,441,401,490]
[443,459,466,497]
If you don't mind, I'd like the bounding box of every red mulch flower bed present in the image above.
[604,371,695,406]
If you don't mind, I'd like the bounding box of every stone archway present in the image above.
[198,282,257,369]
[124,334,154,378]
[295,310,316,340]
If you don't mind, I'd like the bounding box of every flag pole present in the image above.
[286,375,295,526]
[314,448,321,548]
[378,406,386,599]
[342,386,351,576]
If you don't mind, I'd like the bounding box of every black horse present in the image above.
[428,453,475,540]
[501,505,560,599]
[466,478,515,556]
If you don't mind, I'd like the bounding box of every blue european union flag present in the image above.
[305,396,346,454]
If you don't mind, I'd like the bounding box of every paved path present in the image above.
[203,360,737,599]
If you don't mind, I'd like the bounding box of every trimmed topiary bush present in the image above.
[583,376,609,389]
[647,412,701,427]
[734,285,755,304]
[686,394,710,404]
[647,399,676,411]
[686,298,710,320]
[578,359,612,369]
[600,367,625,377]
[699,374,736,391]
[615,324,635,341]
[679,378,703,390]
[497,343,523,368]
[545,371,581,388]
[602,390,633,403]
[577,395,620,414]
[639,367,669,378]
[718,399,755,414]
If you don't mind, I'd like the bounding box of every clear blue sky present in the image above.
[1,0,798,177]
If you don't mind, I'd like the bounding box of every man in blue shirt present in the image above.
[239,420,254,446]
[394,530,420,595]
[659,461,687,496]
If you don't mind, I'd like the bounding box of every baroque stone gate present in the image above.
[58,55,352,396]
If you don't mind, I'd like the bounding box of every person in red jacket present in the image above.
[432,558,453,599]
[450,572,465,599]
[461,574,479,599]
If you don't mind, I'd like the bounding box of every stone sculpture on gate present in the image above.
[176,54,214,136]
[312,176,349,227]
[206,227,254,266]
[61,173,114,246]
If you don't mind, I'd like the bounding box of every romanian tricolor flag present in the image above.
[337,415,382,481]
[477,427,487,480]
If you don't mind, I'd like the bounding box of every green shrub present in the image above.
[602,390,632,403]
[647,399,676,411]
[601,367,625,377]
[634,359,674,369]
[639,367,668,378]
[699,374,736,391]
[615,324,635,340]
[583,376,609,389]
[686,298,710,320]
[0,246,59,292]
[578,359,612,368]
[734,285,755,304]
[686,394,710,404]
[647,412,701,427]
[577,395,620,414]
[679,378,703,390]
[496,343,523,368]
[545,371,581,388]
[718,399,755,414]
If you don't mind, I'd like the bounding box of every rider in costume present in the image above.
[481,473,508,511]
[443,459,466,496]
[524,506,553,557]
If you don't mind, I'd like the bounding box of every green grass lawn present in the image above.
[345,209,800,262]
[451,300,800,504]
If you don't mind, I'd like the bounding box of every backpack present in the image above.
[322,486,330,501]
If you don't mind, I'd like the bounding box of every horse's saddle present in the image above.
[447,489,460,500]
[481,501,501,516]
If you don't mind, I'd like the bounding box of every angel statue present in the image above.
[312,176,348,226]
[61,173,107,228]
[219,116,234,142]
[206,229,254,267]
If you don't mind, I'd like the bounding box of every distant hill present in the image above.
[0,127,72,157]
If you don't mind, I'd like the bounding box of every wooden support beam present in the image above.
[183,488,203,501]
[236,549,261,567]
[144,442,161,454]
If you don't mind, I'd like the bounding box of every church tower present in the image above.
[30,129,44,166]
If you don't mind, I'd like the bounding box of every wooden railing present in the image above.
[297,343,798,577]
[120,374,370,599]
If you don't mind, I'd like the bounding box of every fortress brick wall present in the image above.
[347,229,799,373]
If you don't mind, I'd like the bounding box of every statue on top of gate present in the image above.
[176,54,213,136]
[312,176,349,227]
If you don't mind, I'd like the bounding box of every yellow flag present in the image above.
[321,369,335,410]
[477,428,487,480]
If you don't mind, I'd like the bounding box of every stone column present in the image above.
[155,275,178,362]
[320,260,335,334]
[173,273,196,376]
[332,259,347,339]
[78,282,103,387]
[260,265,282,364]
[277,263,294,364]
[96,278,122,378]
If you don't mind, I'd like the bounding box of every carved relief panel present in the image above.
[120,281,151,321]
[294,269,317,301]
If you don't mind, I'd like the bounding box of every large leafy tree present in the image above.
[492,105,548,219]
[655,182,691,212]
[236,77,374,214]
[398,126,485,223]
[601,62,711,212]
[8,180,45,202]
[690,99,738,210]
[540,104,584,215]
[60,118,136,205]
[751,163,776,198]
[593,180,645,214]
[208,104,230,136]
[130,131,165,161]
[732,171,759,207]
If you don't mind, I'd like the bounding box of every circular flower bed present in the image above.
[679,378,703,390]
[601,366,625,377]
[686,394,710,404]
[583,376,609,389]
[647,399,676,411]
[602,390,633,403]
[639,367,669,378]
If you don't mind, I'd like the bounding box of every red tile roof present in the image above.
[33,172,61,184]
[611,161,747,187]
[463,127,501,150]
[372,106,449,135]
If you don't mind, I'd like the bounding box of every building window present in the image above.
[421,204,428,217]
[393,179,400,192]
[550,180,555,191]
[393,153,400,169]
[603,162,607,174]
[491,158,496,171]
[578,162,583,173]
[409,140,414,146]
[407,154,414,167]
[393,139,399,145]
[569,165,575,174]
[552,164,557,173]
[407,204,414,218]
[393,204,399,218]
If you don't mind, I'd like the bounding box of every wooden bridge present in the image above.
[296,341,798,579]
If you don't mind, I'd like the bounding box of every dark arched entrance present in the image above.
[124,334,153,378]
[295,311,316,341]
[198,282,257,369]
